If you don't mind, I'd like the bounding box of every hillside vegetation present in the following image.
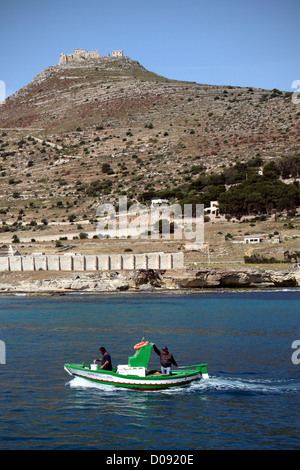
[0,55,299,264]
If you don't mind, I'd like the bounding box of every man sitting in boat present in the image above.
[94,347,113,371]
[153,344,178,375]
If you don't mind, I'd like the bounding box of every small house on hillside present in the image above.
[204,201,219,217]
[226,233,281,244]
[151,199,169,207]
[243,236,263,244]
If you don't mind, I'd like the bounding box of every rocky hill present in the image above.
[0,55,299,263]
[1,55,299,155]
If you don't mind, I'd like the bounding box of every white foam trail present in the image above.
[66,375,300,395]
[67,376,122,392]
[187,376,300,394]
[160,375,300,395]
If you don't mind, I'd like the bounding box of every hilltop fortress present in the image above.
[59,48,123,65]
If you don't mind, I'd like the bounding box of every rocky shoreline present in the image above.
[0,266,299,294]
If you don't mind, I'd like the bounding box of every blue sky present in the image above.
[0,0,299,97]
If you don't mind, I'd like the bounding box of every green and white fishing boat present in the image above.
[64,341,209,391]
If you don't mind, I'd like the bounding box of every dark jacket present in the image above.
[101,351,112,371]
[153,344,178,368]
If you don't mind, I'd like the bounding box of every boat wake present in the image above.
[67,377,117,392]
[181,375,300,396]
[66,374,300,396]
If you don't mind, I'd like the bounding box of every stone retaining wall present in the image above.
[0,252,183,272]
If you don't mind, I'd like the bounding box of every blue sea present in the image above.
[0,289,299,451]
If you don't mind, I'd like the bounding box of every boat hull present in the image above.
[64,363,207,391]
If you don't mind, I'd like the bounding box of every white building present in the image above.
[151,199,169,207]
[204,201,219,217]
[243,236,262,244]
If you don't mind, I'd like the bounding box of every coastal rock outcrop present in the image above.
[0,267,299,293]
[0,272,130,293]
[170,267,299,289]
[128,269,165,288]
